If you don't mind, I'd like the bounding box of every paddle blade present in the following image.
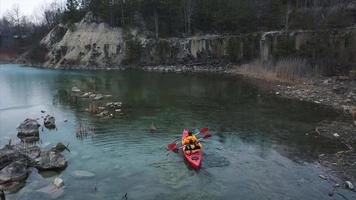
[199,127,209,134]
[203,134,212,139]
[167,143,177,151]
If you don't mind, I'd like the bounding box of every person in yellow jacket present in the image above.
[184,131,201,152]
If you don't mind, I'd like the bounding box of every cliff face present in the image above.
[41,20,125,68]
[41,17,356,72]
[260,29,356,74]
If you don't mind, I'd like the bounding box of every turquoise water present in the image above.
[0,64,354,200]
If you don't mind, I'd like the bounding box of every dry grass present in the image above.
[236,58,314,83]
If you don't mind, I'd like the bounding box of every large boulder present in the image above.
[17,119,40,139]
[44,115,56,129]
[35,150,67,171]
[0,160,29,184]
[0,147,23,170]
[17,146,41,161]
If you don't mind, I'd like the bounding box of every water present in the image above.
[0,64,355,200]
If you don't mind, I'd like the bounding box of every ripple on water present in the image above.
[203,152,231,168]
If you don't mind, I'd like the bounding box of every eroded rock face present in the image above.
[0,160,29,184]
[35,150,67,171]
[17,119,40,139]
[44,115,56,129]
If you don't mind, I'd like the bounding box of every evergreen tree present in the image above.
[66,0,80,25]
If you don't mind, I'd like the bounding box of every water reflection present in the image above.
[1,64,355,200]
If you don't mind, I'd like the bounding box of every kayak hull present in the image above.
[182,129,202,169]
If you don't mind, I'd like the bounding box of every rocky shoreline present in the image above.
[234,70,356,188]
[0,117,68,197]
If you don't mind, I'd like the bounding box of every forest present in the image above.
[65,0,356,37]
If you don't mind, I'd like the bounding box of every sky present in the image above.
[0,0,65,18]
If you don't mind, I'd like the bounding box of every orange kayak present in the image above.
[181,129,202,169]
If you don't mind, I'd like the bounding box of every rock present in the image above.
[53,177,64,188]
[64,119,68,123]
[41,110,46,113]
[113,102,122,106]
[103,95,112,98]
[37,184,64,199]
[344,99,352,103]
[51,143,70,153]
[71,87,81,93]
[81,155,92,160]
[319,175,327,180]
[82,92,92,98]
[35,150,67,171]
[89,94,96,98]
[275,92,280,95]
[72,170,95,178]
[149,122,157,133]
[0,161,29,184]
[333,133,340,138]
[96,111,109,118]
[44,115,56,129]
[19,146,41,160]
[106,102,113,107]
[17,119,40,139]
[115,109,122,113]
[94,94,103,100]
[0,147,23,170]
[345,181,354,190]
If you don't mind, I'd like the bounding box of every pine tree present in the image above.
[66,0,79,24]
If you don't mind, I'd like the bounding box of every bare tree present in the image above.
[41,1,63,29]
[6,4,22,35]
[184,0,193,35]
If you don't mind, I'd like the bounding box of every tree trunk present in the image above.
[285,0,292,31]
[154,9,159,39]
[121,0,125,26]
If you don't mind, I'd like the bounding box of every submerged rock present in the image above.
[37,184,64,199]
[0,160,29,184]
[346,181,354,190]
[44,115,56,129]
[72,170,95,178]
[17,119,40,139]
[35,150,67,171]
[53,177,64,188]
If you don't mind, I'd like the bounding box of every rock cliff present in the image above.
[41,13,356,72]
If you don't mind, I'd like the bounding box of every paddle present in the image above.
[178,134,212,149]
[167,127,209,151]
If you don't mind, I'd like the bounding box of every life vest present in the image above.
[183,135,198,145]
